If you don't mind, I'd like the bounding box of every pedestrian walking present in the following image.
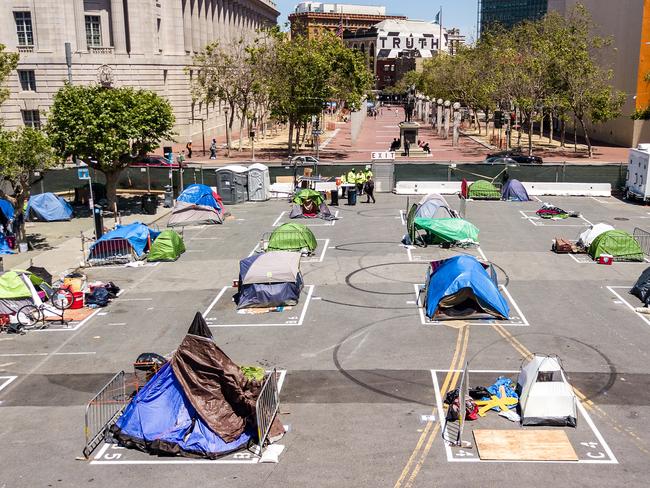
[404,139,410,157]
[209,138,217,159]
[365,177,376,203]
[186,140,193,159]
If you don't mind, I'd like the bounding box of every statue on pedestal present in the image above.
[404,84,416,122]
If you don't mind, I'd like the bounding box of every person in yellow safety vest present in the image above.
[365,168,373,181]
[356,169,366,195]
[340,173,348,197]
[347,168,356,187]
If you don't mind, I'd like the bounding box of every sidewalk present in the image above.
[2,205,171,279]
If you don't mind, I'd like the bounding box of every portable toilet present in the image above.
[248,163,271,201]
[215,165,249,204]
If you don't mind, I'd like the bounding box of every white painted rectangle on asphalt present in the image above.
[248,239,331,263]
[519,210,591,228]
[30,308,102,333]
[413,284,529,327]
[606,286,650,327]
[430,369,617,464]
[90,370,287,465]
[0,375,17,393]
[272,210,340,227]
[203,285,315,327]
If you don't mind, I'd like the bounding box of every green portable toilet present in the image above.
[147,230,186,262]
[267,222,318,253]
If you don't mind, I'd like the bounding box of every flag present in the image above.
[434,8,442,25]
[336,16,344,37]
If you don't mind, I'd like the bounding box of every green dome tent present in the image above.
[414,218,479,246]
[468,180,500,200]
[147,230,186,262]
[292,189,324,206]
[268,223,318,253]
[588,230,643,262]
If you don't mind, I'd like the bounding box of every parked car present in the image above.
[485,151,543,165]
[283,155,319,167]
[129,155,179,168]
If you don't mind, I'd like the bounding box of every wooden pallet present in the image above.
[473,429,578,461]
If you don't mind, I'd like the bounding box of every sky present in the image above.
[275,0,480,42]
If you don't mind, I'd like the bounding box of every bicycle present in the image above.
[17,285,74,330]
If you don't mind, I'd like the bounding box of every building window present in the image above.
[22,110,41,129]
[18,70,36,91]
[85,15,102,47]
[14,12,34,46]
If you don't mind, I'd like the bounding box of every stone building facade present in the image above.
[0,0,279,148]
[289,2,405,39]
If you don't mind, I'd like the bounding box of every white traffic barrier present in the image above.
[522,182,611,197]
[394,181,462,195]
[394,181,611,197]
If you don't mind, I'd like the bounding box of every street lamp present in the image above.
[452,102,461,147]
[436,98,443,136]
[444,100,451,139]
[223,106,231,158]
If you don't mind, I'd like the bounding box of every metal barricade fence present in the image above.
[634,227,650,257]
[86,237,137,266]
[83,371,128,458]
[256,369,280,455]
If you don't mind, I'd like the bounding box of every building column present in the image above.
[73,0,87,52]
[127,0,145,54]
[110,0,127,53]
[215,0,222,43]
[182,0,192,52]
[199,0,207,50]
[225,0,233,43]
[206,0,214,44]
[191,0,200,52]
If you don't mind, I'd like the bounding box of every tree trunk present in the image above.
[288,118,295,155]
[561,119,566,148]
[539,109,544,140]
[528,114,534,156]
[104,170,121,212]
[577,117,593,158]
[549,111,554,144]
[295,123,301,152]
[573,115,577,152]
[238,115,243,152]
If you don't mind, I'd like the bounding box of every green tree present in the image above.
[0,127,58,237]
[46,84,175,207]
[0,44,19,116]
[267,31,373,154]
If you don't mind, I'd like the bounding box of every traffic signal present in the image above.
[494,111,504,129]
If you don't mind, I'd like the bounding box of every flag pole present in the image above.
[439,6,443,53]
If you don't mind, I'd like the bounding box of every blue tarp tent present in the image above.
[177,184,223,211]
[501,179,530,202]
[235,252,303,309]
[26,193,73,221]
[89,222,160,258]
[423,255,510,320]
[0,199,14,222]
[111,313,280,459]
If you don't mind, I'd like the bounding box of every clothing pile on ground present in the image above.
[85,281,121,308]
[536,203,579,220]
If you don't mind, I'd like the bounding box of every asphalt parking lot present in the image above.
[1,193,650,487]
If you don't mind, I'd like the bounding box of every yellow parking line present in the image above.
[393,325,468,488]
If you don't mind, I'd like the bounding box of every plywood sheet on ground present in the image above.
[473,429,578,461]
[45,307,95,322]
